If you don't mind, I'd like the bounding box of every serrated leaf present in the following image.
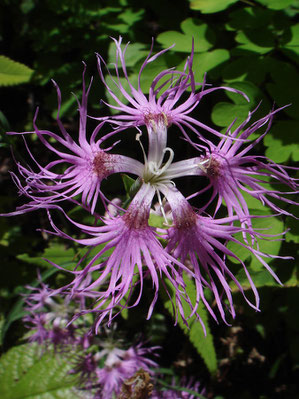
[163,273,217,375]
[0,343,81,399]
[17,243,78,270]
[189,0,238,13]
[0,56,33,86]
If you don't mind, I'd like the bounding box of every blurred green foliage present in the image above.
[0,0,298,398]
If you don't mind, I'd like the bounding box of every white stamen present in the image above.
[136,132,147,165]
[156,189,171,226]
[197,156,212,174]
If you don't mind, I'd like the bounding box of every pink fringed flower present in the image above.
[160,186,291,324]
[4,37,297,330]
[96,37,248,141]
[23,278,89,348]
[152,377,204,399]
[5,64,143,216]
[47,184,197,329]
[74,339,159,399]
[190,106,298,233]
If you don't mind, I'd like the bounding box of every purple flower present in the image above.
[41,43,294,326]
[4,37,297,329]
[74,340,159,399]
[152,377,204,399]
[46,184,197,329]
[189,106,298,233]
[23,278,89,349]
[4,64,142,216]
[160,186,290,324]
[96,37,248,141]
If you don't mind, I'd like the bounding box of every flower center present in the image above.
[200,155,221,178]
[143,147,175,185]
[92,151,115,178]
[143,111,170,132]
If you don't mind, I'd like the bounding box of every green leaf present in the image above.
[189,0,238,13]
[0,343,81,399]
[211,81,269,128]
[191,50,230,81]
[211,102,250,127]
[108,42,148,68]
[148,213,167,229]
[0,110,10,133]
[0,56,33,86]
[222,56,267,85]
[266,61,299,119]
[121,174,141,200]
[104,53,168,111]
[118,8,144,27]
[156,18,215,53]
[285,206,299,244]
[225,81,261,105]
[51,95,77,119]
[228,214,285,289]
[163,273,217,375]
[121,173,137,196]
[235,30,274,54]
[264,120,299,163]
[227,7,274,31]
[255,0,294,10]
[138,56,169,93]
[283,23,299,49]
[17,243,78,270]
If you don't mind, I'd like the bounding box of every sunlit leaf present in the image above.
[192,50,230,81]
[163,274,217,375]
[264,120,299,163]
[157,18,215,53]
[228,213,285,289]
[235,30,274,54]
[189,0,238,13]
[0,343,81,399]
[211,102,250,127]
[108,42,148,68]
[17,243,78,270]
[0,56,33,86]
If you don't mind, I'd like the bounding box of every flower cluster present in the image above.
[23,280,164,398]
[73,338,159,399]
[5,37,298,329]
[23,275,90,348]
